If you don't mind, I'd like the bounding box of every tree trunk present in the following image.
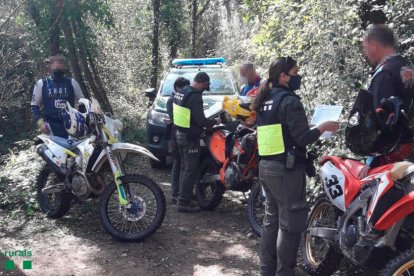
[169,38,178,60]
[190,0,210,58]
[27,0,40,25]
[71,17,112,113]
[223,0,231,23]
[191,0,198,57]
[87,52,113,114]
[50,0,63,55]
[61,17,90,99]
[150,0,161,89]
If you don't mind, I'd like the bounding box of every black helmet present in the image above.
[345,90,404,156]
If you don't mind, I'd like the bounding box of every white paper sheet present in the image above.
[311,105,343,139]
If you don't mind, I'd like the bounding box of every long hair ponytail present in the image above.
[252,57,297,112]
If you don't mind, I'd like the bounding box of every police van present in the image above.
[145,58,239,168]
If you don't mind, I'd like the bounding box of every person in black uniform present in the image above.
[173,72,220,213]
[166,77,190,204]
[362,24,414,166]
[252,57,339,276]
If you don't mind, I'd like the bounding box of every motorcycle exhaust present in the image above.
[37,144,67,175]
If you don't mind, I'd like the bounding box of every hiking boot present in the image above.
[177,202,201,213]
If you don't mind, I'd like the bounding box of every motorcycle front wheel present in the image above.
[300,196,342,275]
[381,249,414,276]
[99,174,166,242]
[247,181,265,236]
[196,158,225,210]
[36,165,71,218]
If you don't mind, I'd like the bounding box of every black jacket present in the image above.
[369,55,413,110]
[256,86,321,164]
[173,86,215,141]
[368,55,414,144]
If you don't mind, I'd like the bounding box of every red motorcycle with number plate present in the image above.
[302,154,414,275]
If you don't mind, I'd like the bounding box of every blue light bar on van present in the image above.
[172,58,226,66]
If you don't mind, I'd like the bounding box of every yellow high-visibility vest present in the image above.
[257,124,285,156]
[173,103,191,128]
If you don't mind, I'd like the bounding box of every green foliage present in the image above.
[0,145,41,214]
[244,0,367,113]
[385,1,414,61]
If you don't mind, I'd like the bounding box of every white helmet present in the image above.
[62,98,92,138]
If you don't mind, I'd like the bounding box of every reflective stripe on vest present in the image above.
[173,103,191,128]
[257,124,285,156]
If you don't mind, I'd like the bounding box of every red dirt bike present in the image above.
[301,153,414,275]
[196,124,258,211]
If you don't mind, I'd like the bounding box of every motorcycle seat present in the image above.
[341,158,369,179]
[49,136,85,150]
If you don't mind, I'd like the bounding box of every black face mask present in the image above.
[287,74,302,91]
[51,70,65,82]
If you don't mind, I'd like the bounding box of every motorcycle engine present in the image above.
[71,175,89,197]
[342,224,358,248]
[224,162,241,189]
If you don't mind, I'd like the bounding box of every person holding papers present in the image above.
[252,56,339,276]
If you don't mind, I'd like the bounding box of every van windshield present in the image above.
[160,70,236,96]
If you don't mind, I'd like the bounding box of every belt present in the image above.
[261,152,307,165]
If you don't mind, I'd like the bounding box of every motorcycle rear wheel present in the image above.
[300,196,342,275]
[99,174,166,242]
[381,249,414,276]
[196,158,225,210]
[36,165,71,218]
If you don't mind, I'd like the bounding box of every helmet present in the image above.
[62,98,92,138]
[222,96,256,124]
[346,91,405,156]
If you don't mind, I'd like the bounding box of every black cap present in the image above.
[194,72,210,84]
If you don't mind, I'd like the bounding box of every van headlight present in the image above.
[148,109,170,124]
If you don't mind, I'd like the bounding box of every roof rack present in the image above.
[172,58,226,68]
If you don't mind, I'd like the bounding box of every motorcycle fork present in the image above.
[100,127,129,206]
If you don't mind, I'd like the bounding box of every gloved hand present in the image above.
[37,119,50,134]
[401,66,414,88]
[215,117,221,125]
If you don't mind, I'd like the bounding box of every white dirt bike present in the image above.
[35,99,166,242]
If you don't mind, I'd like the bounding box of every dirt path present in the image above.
[0,152,372,276]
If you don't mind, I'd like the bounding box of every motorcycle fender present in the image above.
[374,190,414,230]
[91,143,159,173]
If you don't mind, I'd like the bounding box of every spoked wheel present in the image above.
[247,181,265,236]
[301,196,342,275]
[36,165,71,218]
[381,249,414,276]
[196,158,225,210]
[99,174,166,242]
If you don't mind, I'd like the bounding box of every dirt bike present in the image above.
[196,124,259,211]
[35,99,166,242]
[301,153,414,275]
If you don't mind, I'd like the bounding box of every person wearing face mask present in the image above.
[173,72,221,212]
[240,61,261,96]
[252,57,339,276]
[31,55,84,138]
